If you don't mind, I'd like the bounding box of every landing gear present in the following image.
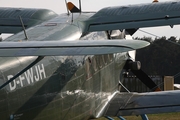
[141,114,149,120]
[105,116,114,120]
[118,116,126,120]
[105,115,149,120]
[105,116,126,120]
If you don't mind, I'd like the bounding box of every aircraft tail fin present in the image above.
[67,2,81,13]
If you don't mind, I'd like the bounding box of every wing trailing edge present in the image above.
[0,40,149,57]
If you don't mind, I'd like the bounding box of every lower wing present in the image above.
[104,90,180,117]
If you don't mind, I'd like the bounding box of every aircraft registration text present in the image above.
[7,64,46,91]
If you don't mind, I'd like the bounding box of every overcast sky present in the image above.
[1,0,180,39]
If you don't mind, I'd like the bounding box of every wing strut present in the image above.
[0,56,44,90]
[19,16,29,40]
[79,0,82,12]
[65,0,70,15]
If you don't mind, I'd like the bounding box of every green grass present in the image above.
[94,112,180,120]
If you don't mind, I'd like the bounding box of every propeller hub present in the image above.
[125,60,141,71]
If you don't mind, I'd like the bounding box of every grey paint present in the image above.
[0,1,180,120]
[84,1,180,32]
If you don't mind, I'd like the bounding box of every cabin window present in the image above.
[92,57,97,72]
[96,55,104,69]
[108,54,113,62]
[103,55,108,65]
[85,57,92,79]
[88,57,92,64]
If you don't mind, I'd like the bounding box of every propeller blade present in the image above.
[131,69,161,92]
[125,60,161,92]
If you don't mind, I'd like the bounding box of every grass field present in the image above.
[94,112,180,120]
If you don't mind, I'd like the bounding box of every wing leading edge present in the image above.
[0,40,149,57]
[104,90,180,117]
[83,1,180,32]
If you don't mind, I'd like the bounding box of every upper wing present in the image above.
[0,7,57,34]
[83,1,180,32]
[103,90,180,117]
[0,39,149,57]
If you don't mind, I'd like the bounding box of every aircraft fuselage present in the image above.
[0,13,130,120]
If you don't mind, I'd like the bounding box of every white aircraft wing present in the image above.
[83,1,180,32]
[0,39,149,57]
[104,90,180,117]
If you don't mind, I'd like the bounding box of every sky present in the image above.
[0,0,180,39]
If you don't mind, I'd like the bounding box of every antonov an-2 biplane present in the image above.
[0,0,180,120]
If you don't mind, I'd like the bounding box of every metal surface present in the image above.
[84,1,180,32]
[0,16,129,119]
[0,40,149,57]
[0,8,58,33]
[0,53,127,120]
[104,91,180,116]
[0,1,180,120]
